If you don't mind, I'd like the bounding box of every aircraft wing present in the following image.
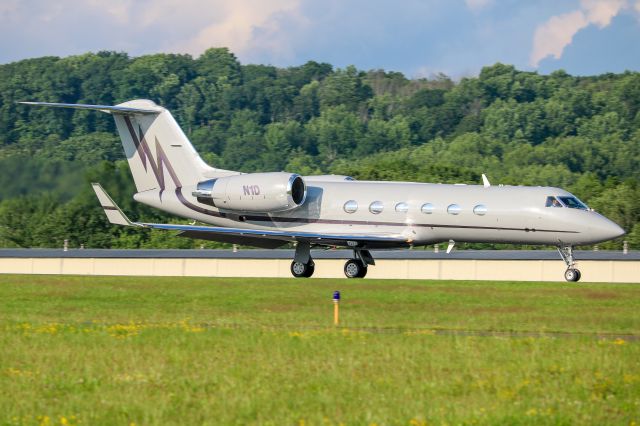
[91,183,408,249]
[149,223,408,248]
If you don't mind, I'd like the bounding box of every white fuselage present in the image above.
[135,179,623,248]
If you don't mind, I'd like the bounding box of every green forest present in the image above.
[0,48,638,250]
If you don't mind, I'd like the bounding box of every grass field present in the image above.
[0,275,639,425]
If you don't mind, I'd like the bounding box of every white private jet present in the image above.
[20,100,625,281]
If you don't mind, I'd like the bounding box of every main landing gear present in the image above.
[557,245,581,282]
[290,259,315,278]
[343,249,375,279]
[291,241,315,278]
[344,259,367,278]
[289,242,375,279]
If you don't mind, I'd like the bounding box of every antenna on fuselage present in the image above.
[446,240,456,254]
[481,174,491,188]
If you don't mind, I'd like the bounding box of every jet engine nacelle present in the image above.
[192,172,307,212]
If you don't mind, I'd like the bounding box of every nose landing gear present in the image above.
[564,267,581,282]
[557,245,581,282]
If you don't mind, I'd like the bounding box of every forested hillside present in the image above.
[0,48,638,249]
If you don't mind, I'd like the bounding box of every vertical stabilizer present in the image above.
[112,100,212,193]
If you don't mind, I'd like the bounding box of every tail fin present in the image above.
[112,99,213,193]
[19,100,234,193]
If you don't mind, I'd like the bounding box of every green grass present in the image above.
[0,275,639,425]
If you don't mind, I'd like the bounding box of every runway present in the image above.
[0,249,637,282]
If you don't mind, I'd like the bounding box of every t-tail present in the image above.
[18,100,236,193]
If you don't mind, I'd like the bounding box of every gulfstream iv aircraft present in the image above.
[21,100,625,281]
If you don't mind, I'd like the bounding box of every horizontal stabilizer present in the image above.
[18,101,161,115]
[91,183,137,226]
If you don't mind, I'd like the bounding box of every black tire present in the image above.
[303,261,315,278]
[291,260,314,278]
[564,268,580,282]
[344,259,366,279]
[357,265,368,278]
[574,269,581,282]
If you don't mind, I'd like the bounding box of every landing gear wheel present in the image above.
[291,260,315,278]
[564,268,581,282]
[357,265,368,278]
[344,259,367,279]
[558,246,582,282]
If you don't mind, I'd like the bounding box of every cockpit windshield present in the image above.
[557,196,589,210]
[545,196,563,208]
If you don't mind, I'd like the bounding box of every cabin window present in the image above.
[473,205,487,216]
[545,196,563,208]
[447,204,461,215]
[395,202,409,213]
[421,203,434,214]
[343,200,358,213]
[369,201,384,214]
[558,196,589,210]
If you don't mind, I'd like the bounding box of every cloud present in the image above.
[86,0,131,25]
[0,0,305,63]
[0,0,20,18]
[1,1,639,77]
[582,0,626,26]
[465,0,493,11]
[530,0,628,67]
[171,0,305,61]
[90,0,306,60]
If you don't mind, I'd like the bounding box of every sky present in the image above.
[1,0,639,78]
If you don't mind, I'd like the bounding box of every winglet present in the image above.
[481,174,491,188]
[91,183,137,226]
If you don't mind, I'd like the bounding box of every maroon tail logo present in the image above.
[123,116,182,198]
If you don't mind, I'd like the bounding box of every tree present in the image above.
[221,110,265,171]
[306,106,363,165]
[318,65,373,111]
[261,121,302,171]
[195,48,242,85]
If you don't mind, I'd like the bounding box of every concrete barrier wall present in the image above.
[0,257,638,282]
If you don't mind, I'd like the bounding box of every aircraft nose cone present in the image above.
[607,221,626,240]
[592,217,625,242]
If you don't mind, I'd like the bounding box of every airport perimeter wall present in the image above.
[0,249,638,282]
